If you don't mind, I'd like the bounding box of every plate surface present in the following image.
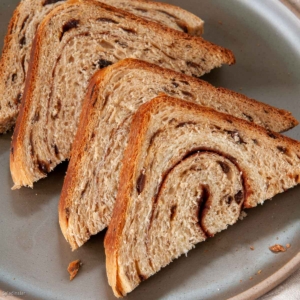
[0,0,300,299]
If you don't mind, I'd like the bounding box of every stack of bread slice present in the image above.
[1,0,300,298]
[9,0,235,188]
[58,59,297,250]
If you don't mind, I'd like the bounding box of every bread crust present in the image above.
[10,30,43,189]
[104,95,300,296]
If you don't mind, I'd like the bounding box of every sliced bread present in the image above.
[10,0,234,188]
[0,0,204,134]
[58,59,298,250]
[101,0,204,35]
[104,95,300,297]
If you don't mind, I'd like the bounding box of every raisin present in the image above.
[267,131,277,139]
[234,191,244,204]
[19,36,26,46]
[226,196,233,205]
[277,146,287,153]
[12,73,17,82]
[98,59,113,69]
[217,161,230,174]
[136,173,146,194]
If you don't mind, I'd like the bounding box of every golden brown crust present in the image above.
[58,68,107,247]
[105,98,150,297]
[10,27,44,188]
[104,95,300,296]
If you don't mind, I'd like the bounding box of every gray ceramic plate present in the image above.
[0,0,299,299]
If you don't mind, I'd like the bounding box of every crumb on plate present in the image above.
[269,244,286,253]
[68,259,82,281]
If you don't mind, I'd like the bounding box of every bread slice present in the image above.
[58,59,298,251]
[104,95,300,297]
[0,0,204,134]
[10,0,235,188]
[101,0,204,35]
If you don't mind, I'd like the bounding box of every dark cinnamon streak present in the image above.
[134,7,148,13]
[43,0,65,6]
[137,173,146,194]
[81,181,89,198]
[197,186,210,235]
[121,27,137,34]
[98,59,113,69]
[176,121,197,128]
[97,18,119,24]
[243,113,254,122]
[156,9,177,20]
[60,19,80,41]
[175,20,188,33]
[53,144,59,156]
[217,161,230,174]
[135,260,147,283]
[20,15,29,31]
[147,148,247,237]
[170,205,177,221]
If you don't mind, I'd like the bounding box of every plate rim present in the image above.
[229,252,300,300]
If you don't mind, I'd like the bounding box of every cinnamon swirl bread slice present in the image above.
[105,95,300,297]
[10,0,234,188]
[0,0,203,134]
[59,59,297,251]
